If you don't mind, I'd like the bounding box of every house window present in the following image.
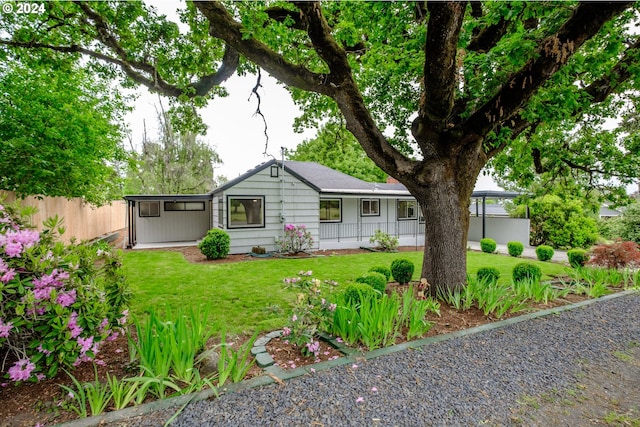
[361,198,380,216]
[139,201,160,217]
[397,200,417,220]
[320,199,341,222]
[164,201,205,211]
[227,196,265,228]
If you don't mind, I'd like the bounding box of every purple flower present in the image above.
[68,312,83,338]
[0,319,13,338]
[8,358,35,382]
[4,242,22,257]
[0,269,16,283]
[282,327,291,337]
[78,336,94,354]
[56,289,77,308]
[37,344,52,355]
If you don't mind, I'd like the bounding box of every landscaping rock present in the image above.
[196,348,219,376]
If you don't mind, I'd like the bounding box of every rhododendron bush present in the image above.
[0,202,130,382]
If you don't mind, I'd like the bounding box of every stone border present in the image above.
[56,289,638,427]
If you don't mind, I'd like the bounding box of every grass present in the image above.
[121,250,568,335]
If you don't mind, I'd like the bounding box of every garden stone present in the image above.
[266,330,282,339]
[255,352,274,368]
[254,336,271,347]
[251,345,267,356]
[196,348,220,376]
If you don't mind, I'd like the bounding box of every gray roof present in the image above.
[210,159,520,199]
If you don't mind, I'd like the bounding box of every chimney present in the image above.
[386,176,399,184]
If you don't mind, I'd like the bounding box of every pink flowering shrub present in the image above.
[281,271,337,357]
[275,224,313,254]
[0,202,130,382]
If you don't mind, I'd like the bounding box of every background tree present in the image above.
[125,107,224,194]
[4,2,640,291]
[0,61,126,206]
[598,200,640,244]
[288,122,387,183]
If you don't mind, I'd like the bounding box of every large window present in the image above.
[139,201,160,217]
[227,196,265,228]
[164,201,205,211]
[397,200,417,220]
[320,199,341,222]
[361,198,380,216]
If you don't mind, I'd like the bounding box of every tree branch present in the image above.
[463,1,633,139]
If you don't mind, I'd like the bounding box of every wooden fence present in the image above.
[1,191,125,243]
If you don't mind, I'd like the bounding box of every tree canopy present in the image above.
[3,1,640,289]
[0,60,127,205]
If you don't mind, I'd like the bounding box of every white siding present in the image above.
[217,167,319,254]
[136,200,211,243]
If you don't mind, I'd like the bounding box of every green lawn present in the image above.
[121,250,568,335]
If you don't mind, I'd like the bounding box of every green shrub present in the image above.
[480,238,497,253]
[343,283,379,306]
[567,249,590,268]
[477,267,500,285]
[390,258,415,284]
[356,272,388,293]
[369,229,399,252]
[198,228,231,260]
[368,265,392,281]
[0,202,130,381]
[512,262,542,284]
[535,245,554,261]
[507,241,524,257]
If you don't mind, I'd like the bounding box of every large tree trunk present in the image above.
[412,174,473,296]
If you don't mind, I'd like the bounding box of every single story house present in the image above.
[124,160,530,253]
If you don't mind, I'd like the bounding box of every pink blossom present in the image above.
[282,327,291,337]
[68,312,83,338]
[8,358,35,382]
[106,331,119,341]
[33,286,53,301]
[291,314,298,322]
[77,336,94,355]
[0,269,16,283]
[56,289,77,307]
[4,242,22,257]
[95,359,106,366]
[37,344,52,355]
[0,319,13,338]
[352,363,358,369]
[356,397,364,403]
[371,387,378,392]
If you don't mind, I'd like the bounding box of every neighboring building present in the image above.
[124,160,530,253]
[599,205,622,219]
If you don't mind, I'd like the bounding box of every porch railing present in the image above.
[319,221,421,242]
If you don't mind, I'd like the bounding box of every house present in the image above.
[124,160,530,253]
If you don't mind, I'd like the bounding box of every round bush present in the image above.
[343,283,379,306]
[356,272,388,293]
[535,245,554,262]
[477,267,500,285]
[480,238,497,253]
[567,248,590,268]
[390,258,415,284]
[368,265,392,281]
[507,241,524,257]
[512,262,542,284]
[198,228,231,260]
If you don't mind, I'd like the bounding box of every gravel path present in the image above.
[118,292,640,427]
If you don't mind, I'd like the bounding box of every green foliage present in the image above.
[512,262,542,284]
[535,245,555,262]
[521,195,599,249]
[331,285,436,350]
[0,62,126,205]
[599,201,640,244]
[480,238,497,254]
[355,272,388,294]
[368,265,392,281]
[0,202,130,381]
[390,258,414,284]
[477,267,500,285]
[216,330,257,386]
[288,122,387,182]
[567,249,590,268]
[369,229,399,252]
[198,229,230,260]
[343,283,379,306]
[588,241,640,269]
[507,241,524,257]
[124,108,223,194]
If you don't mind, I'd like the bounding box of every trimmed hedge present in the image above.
[390,258,414,284]
[512,262,542,284]
[507,241,524,257]
[480,238,497,253]
[198,228,231,260]
[567,248,590,268]
[477,266,500,285]
[356,272,388,294]
[368,265,392,281]
[343,283,379,306]
[535,245,554,262]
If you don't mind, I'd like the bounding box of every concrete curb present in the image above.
[56,289,638,427]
